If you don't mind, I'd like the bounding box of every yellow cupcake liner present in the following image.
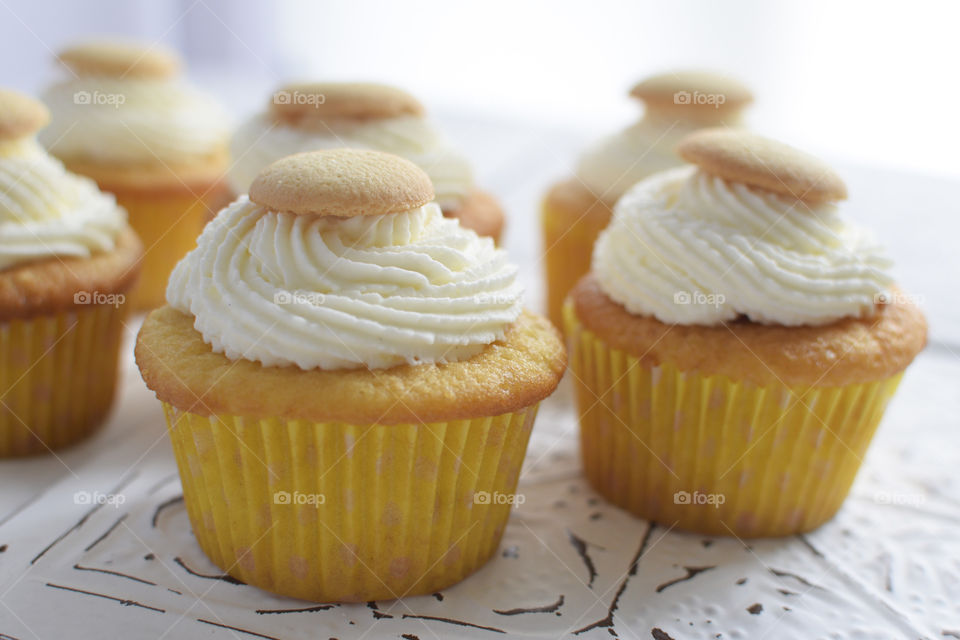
[163,403,540,602]
[118,189,225,311]
[0,303,129,457]
[565,301,903,537]
[541,196,611,331]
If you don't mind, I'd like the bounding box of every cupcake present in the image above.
[228,82,505,242]
[542,71,752,329]
[135,149,565,601]
[39,40,231,310]
[565,129,926,537]
[0,89,141,456]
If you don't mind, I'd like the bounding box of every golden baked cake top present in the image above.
[677,128,847,204]
[57,40,181,79]
[249,149,434,217]
[228,82,474,209]
[570,275,926,387]
[136,306,564,423]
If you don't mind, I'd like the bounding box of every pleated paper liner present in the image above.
[163,403,540,602]
[541,193,611,332]
[0,303,128,457]
[564,301,903,537]
[118,188,227,311]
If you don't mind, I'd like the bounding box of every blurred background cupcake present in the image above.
[39,40,231,310]
[228,81,506,242]
[136,149,565,601]
[542,70,752,329]
[0,89,141,456]
[565,129,926,537]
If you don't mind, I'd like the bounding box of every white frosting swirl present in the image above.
[577,114,737,202]
[167,197,522,371]
[229,115,474,209]
[0,138,127,270]
[594,167,892,326]
[39,77,230,165]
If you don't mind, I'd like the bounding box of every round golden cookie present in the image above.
[249,149,435,217]
[269,82,424,128]
[57,41,181,79]
[0,89,49,141]
[676,128,848,203]
[630,70,753,113]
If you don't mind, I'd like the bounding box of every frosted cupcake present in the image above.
[136,149,565,601]
[0,89,141,456]
[566,129,926,537]
[228,82,505,241]
[40,40,231,310]
[542,71,752,328]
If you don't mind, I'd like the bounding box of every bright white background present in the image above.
[2,0,959,177]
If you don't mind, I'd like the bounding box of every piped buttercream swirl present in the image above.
[0,139,126,270]
[167,197,522,370]
[594,167,892,326]
[40,77,229,165]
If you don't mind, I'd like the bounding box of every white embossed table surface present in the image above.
[0,118,958,640]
